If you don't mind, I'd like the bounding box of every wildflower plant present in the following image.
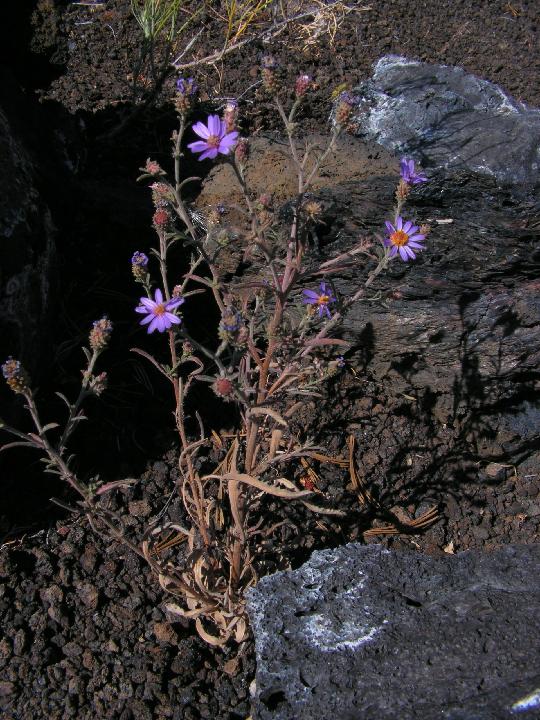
[1,60,432,645]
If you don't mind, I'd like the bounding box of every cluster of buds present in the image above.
[335,90,359,128]
[174,77,198,114]
[89,316,113,353]
[131,251,149,283]
[261,56,280,95]
[86,371,108,397]
[172,285,184,300]
[153,208,172,230]
[223,100,238,133]
[234,138,249,167]
[419,223,431,237]
[2,357,30,395]
[212,375,235,401]
[295,74,312,98]
[150,182,173,208]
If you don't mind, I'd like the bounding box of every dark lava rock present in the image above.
[353,55,540,186]
[247,543,540,720]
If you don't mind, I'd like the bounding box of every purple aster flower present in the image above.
[400,158,427,184]
[187,115,238,161]
[384,216,426,261]
[135,288,184,333]
[302,281,336,318]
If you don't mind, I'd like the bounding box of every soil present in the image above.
[1,1,539,719]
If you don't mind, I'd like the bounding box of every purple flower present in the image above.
[302,281,336,318]
[400,158,427,184]
[131,251,148,267]
[176,77,197,97]
[187,115,238,161]
[384,216,426,261]
[135,288,184,333]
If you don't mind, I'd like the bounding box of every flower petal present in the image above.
[188,140,210,154]
[403,221,413,233]
[408,234,425,244]
[154,288,163,304]
[198,147,218,161]
[396,216,403,230]
[192,121,210,139]
[148,317,160,333]
[208,115,221,136]
[135,305,149,314]
[140,314,153,325]
[399,246,408,261]
[139,297,155,309]
[165,313,181,325]
[385,220,395,234]
[166,297,184,310]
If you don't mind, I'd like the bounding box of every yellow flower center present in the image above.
[317,294,330,305]
[154,303,166,316]
[390,229,409,246]
[207,134,220,148]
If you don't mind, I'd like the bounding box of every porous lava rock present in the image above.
[353,55,540,186]
[247,543,540,720]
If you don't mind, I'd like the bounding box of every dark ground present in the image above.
[0,1,539,718]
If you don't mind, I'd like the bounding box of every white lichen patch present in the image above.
[511,689,540,713]
[303,614,386,651]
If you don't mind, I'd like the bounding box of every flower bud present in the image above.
[212,376,235,400]
[295,74,311,98]
[234,138,249,165]
[2,357,30,395]
[396,179,411,201]
[223,99,238,133]
[335,91,359,127]
[144,159,164,176]
[175,77,198,113]
[89,317,113,352]
[261,56,280,94]
[131,251,149,282]
[153,208,171,229]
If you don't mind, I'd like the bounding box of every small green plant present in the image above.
[131,0,189,42]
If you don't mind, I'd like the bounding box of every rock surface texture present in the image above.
[247,543,540,720]
[353,55,540,186]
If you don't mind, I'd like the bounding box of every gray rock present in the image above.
[247,544,540,720]
[353,55,540,186]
